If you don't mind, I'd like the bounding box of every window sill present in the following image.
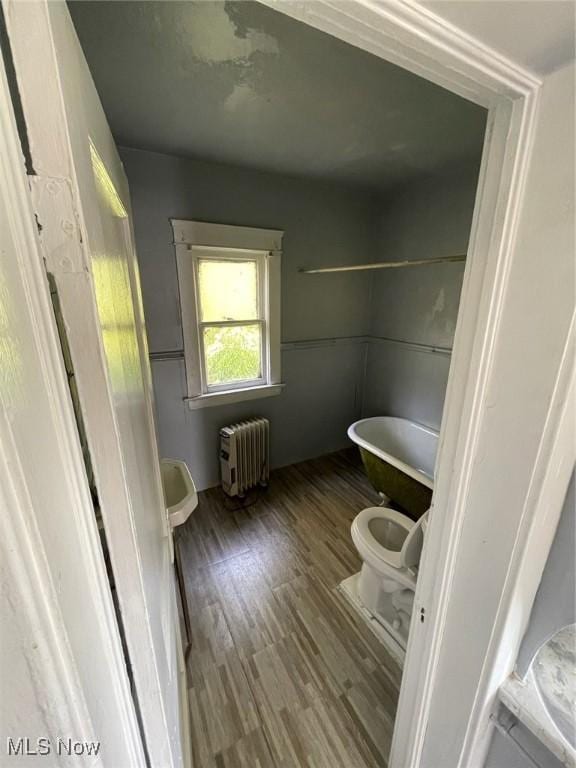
[184,383,285,410]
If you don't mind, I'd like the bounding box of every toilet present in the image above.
[351,506,429,649]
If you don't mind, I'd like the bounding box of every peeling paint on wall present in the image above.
[428,287,445,321]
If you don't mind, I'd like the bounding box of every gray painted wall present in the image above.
[121,147,376,352]
[151,342,366,491]
[362,340,453,432]
[121,147,376,489]
[123,146,481,489]
[363,165,480,431]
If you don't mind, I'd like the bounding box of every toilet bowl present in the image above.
[351,506,428,646]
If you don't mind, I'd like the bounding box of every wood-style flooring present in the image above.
[177,449,402,768]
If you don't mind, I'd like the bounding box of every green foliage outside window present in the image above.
[204,324,261,386]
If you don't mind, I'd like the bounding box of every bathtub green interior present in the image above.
[359,448,432,521]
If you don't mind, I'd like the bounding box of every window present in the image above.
[172,220,283,408]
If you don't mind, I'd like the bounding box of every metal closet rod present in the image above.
[299,254,466,274]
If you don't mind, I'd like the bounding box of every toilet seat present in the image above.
[351,506,428,591]
[352,507,413,568]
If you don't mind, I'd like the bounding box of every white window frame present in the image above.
[172,220,283,409]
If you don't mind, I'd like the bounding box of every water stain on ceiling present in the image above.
[68,0,487,191]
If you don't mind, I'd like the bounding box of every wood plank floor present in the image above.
[177,449,403,768]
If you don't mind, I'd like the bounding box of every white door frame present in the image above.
[260,2,572,767]
[3,2,183,766]
[0,34,146,766]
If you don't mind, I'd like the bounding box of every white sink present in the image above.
[160,459,198,528]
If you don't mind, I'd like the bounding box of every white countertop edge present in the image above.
[500,672,576,767]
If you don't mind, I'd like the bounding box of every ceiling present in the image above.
[68,0,487,190]
[422,0,575,77]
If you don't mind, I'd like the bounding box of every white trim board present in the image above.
[0,36,145,765]
[260,4,571,768]
[172,219,283,406]
[185,383,285,410]
[171,218,283,251]
[4,3,184,766]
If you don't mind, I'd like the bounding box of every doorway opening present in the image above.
[65,2,488,764]
[5,0,551,765]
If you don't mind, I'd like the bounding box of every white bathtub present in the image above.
[347,416,438,490]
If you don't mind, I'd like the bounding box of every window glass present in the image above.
[203,324,262,386]
[198,259,258,322]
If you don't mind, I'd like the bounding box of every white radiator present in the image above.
[219,418,270,497]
